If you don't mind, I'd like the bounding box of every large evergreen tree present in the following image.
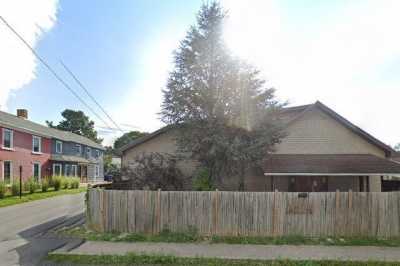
[161,2,285,190]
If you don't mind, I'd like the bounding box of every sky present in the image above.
[0,0,399,147]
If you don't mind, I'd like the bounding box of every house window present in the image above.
[76,144,81,154]
[55,140,63,154]
[71,165,77,177]
[65,164,71,176]
[2,128,13,149]
[95,150,100,158]
[95,165,100,178]
[53,163,62,176]
[2,161,12,184]
[32,136,41,153]
[86,147,91,158]
[33,162,41,182]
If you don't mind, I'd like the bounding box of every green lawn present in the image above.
[0,187,86,208]
[59,226,400,247]
[46,253,400,266]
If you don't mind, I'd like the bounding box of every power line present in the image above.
[0,15,114,131]
[59,60,125,134]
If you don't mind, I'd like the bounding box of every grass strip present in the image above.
[46,253,400,266]
[0,187,86,208]
[59,226,400,247]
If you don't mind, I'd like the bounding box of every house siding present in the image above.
[274,108,386,157]
[120,105,389,192]
[51,139,104,181]
[121,129,198,179]
[0,126,51,182]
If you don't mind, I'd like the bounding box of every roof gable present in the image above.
[119,101,393,156]
[283,101,393,156]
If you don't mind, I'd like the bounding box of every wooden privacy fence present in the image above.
[86,189,400,237]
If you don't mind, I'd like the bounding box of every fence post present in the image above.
[156,188,161,234]
[335,189,340,235]
[213,189,219,235]
[348,189,353,209]
[272,189,278,236]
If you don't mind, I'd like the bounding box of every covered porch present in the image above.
[50,154,90,183]
[263,154,400,192]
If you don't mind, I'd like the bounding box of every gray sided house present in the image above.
[50,138,104,183]
[118,101,400,192]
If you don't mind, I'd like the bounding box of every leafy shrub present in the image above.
[119,152,185,190]
[53,177,62,191]
[63,178,70,189]
[192,168,214,191]
[28,180,37,194]
[23,181,30,192]
[41,179,49,192]
[11,182,20,196]
[47,176,54,188]
[0,181,5,199]
[70,178,80,189]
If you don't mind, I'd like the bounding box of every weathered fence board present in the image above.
[86,189,400,237]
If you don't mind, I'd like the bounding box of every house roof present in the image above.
[117,101,394,156]
[0,110,104,150]
[117,125,173,154]
[50,154,90,164]
[264,154,400,175]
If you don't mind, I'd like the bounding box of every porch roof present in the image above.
[264,154,400,176]
[50,154,90,164]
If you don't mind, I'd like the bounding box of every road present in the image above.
[0,193,85,266]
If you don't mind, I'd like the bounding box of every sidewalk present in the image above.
[54,241,400,262]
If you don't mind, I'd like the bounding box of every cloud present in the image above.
[223,0,400,146]
[0,0,58,110]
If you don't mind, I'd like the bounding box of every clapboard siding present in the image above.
[87,189,400,237]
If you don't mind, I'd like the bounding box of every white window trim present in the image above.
[71,165,77,177]
[2,128,14,150]
[95,165,100,178]
[86,147,91,158]
[65,164,71,177]
[76,144,81,154]
[2,160,13,183]
[96,150,100,157]
[32,135,42,154]
[33,162,41,182]
[55,140,63,154]
[53,163,62,176]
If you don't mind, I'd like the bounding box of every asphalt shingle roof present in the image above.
[0,110,104,150]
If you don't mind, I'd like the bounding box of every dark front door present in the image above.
[80,165,88,183]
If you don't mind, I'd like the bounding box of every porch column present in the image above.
[369,175,382,192]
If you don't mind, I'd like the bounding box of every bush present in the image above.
[193,168,214,191]
[28,180,37,194]
[41,179,49,192]
[63,178,70,189]
[0,181,5,199]
[11,182,20,196]
[23,181,30,192]
[119,152,185,190]
[47,176,54,188]
[70,178,80,189]
[53,177,62,191]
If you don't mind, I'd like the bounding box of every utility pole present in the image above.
[19,166,22,198]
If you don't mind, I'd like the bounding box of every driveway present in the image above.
[0,193,86,266]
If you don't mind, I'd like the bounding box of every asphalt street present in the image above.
[0,193,85,266]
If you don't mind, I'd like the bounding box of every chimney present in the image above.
[17,109,28,119]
